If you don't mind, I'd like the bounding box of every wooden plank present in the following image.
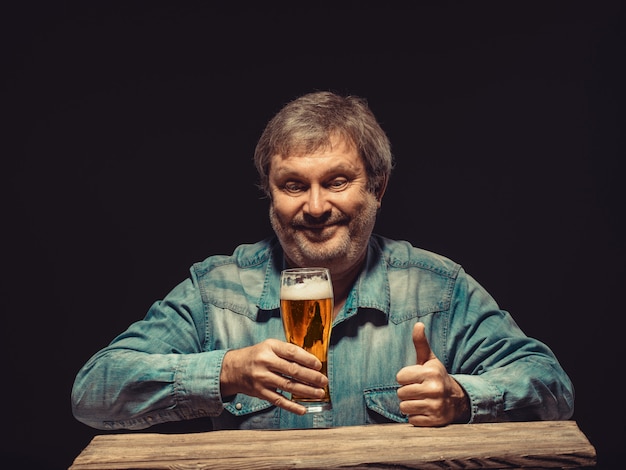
[69,420,596,469]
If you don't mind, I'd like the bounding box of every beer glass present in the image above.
[280,267,333,412]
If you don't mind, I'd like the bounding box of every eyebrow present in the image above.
[272,161,359,178]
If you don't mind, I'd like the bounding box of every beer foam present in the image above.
[281,278,333,300]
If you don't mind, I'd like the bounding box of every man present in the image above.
[72,91,574,431]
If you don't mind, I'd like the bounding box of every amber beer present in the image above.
[280,268,333,412]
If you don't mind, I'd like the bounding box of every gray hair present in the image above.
[254,91,393,197]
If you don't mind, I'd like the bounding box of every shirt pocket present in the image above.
[363,385,407,424]
[221,394,278,429]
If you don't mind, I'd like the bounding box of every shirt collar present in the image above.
[256,237,390,319]
[256,239,284,311]
[353,239,391,316]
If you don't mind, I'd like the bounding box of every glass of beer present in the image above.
[280,267,333,412]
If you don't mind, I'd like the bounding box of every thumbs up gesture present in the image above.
[396,322,471,426]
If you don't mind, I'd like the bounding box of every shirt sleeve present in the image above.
[446,270,575,423]
[71,273,229,430]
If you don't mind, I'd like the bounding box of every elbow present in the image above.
[542,377,575,421]
[71,381,108,430]
[558,383,575,420]
[554,371,575,420]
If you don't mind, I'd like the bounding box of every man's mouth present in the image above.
[296,223,338,240]
[301,223,329,231]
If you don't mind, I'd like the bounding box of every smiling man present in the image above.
[268,134,381,313]
[72,91,574,431]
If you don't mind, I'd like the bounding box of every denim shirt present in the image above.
[72,235,574,430]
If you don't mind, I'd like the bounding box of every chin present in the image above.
[293,238,351,265]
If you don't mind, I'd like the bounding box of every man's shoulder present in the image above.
[372,234,462,280]
[191,237,277,276]
[188,238,278,310]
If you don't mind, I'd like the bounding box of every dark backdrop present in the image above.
[3,2,624,468]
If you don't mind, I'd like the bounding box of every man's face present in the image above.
[268,135,381,276]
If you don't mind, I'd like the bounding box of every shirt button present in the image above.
[235,403,243,410]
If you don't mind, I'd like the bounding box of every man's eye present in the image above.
[328,178,349,190]
[284,182,305,193]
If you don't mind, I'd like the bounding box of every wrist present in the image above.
[219,350,238,399]
[452,379,471,423]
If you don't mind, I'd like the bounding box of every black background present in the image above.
[3,1,624,468]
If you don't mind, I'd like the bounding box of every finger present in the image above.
[396,381,423,400]
[272,340,322,371]
[413,322,436,366]
[399,397,431,416]
[242,366,326,409]
[400,399,449,427]
[276,359,329,389]
[396,365,424,386]
[279,374,327,400]
[408,413,446,427]
[267,340,328,389]
[260,389,308,415]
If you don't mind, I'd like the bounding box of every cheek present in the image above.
[271,196,300,220]
[346,192,378,214]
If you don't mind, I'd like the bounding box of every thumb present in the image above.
[413,322,435,365]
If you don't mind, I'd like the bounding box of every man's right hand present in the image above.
[220,339,328,415]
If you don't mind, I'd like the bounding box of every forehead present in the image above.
[270,135,362,172]
[276,130,355,158]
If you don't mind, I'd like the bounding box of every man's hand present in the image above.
[396,322,470,426]
[220,339,328,415]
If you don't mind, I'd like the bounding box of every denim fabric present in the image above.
[72,235,574,430]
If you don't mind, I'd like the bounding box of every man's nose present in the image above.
[304,185,330,217]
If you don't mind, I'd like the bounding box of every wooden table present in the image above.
[69,420,596,469]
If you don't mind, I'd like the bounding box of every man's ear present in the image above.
[376,175,389,203]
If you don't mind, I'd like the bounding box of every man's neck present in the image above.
[330,254,366,319]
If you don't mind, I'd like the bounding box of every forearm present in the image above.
[71,348,228,430]
[453,357,575,423]
[446,271,575,423]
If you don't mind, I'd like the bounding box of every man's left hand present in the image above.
[396,322,471,426]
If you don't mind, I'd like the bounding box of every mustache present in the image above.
[291,212,349,228]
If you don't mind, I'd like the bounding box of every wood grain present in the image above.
[69,420,596,469]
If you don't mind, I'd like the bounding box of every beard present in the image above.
[270,194,380,271]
